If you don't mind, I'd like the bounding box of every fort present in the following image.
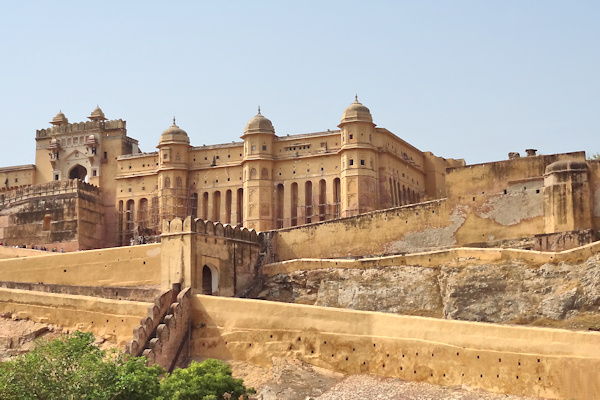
[0,99,599,399]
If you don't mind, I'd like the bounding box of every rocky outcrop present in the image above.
[257,254,600,329]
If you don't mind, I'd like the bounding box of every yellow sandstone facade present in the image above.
[0,98,463,248]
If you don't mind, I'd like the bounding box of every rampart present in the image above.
[267,192,547,261]
[161,217,260,295]
[263,238,600,276]
[0,288,150,346]
[192,295,600,400]
[35,119,126,138]
[0,179,99,208]
[0,180,103,250]
[0,244,161,287]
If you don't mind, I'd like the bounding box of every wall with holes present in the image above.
[0,288,149,346]
[0,243,161,286]
[191,295,600,400]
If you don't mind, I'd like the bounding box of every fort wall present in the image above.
[161,217,260,295]
[0,244,161,287]
[269,191,546,261]
[191,295,600,400]
[0,288,149,346]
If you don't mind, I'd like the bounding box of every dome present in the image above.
[340,96,373,124]
[50,111,68,126]
[159,118,190,145]
[545,159,589,174]
[88,106,107,121]
[244,107,275,135]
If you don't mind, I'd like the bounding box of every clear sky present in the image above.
[1,1,598,166]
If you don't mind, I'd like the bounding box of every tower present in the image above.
[157,119,191,222]
[338,97,378,217]
[241,108,275,230]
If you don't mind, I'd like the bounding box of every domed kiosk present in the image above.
[159,118,190,146]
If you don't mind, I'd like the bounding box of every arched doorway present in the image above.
[69,164,88,181]
[201,265,219,295]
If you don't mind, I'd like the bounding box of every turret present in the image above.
[338,96,378,216]
[241,108,275,230]
[157,118,191,221]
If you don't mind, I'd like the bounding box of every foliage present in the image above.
[0,332,254,400]
[158,359,255,400]
[587,152,600,160]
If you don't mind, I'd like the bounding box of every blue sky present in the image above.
[1,1,598,166]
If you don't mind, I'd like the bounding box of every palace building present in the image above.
[0,98,464,249]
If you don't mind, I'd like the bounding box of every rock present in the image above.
[259,254,600,329]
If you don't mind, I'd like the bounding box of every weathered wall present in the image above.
[0,288,150,346]
[269,190,545,261]
[191,295,600,400]
[161,217,260,295]
[0,244,161,287]
[445,152,586,198]
[0,180,104,250]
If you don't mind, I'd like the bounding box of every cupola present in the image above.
[340,96,373,124]
[243,107,275,135]
[159,117,190,145]
[50,111,69,126]
[88,106,107,121]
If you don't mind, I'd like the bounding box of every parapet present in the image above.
[161,216,259,243]
[545,159,589,174]
[36,119,126,139]
[0,179,100,208]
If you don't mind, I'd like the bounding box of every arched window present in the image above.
[164,177,171,189]
[176,177,182,188]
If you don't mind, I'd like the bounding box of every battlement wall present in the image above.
[0,179,99,208]
[36,119,126,139]
[0,244,161,287]
[161,217,261,295]
[192,295,600,399]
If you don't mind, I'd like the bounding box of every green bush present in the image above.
[0,332,254,400]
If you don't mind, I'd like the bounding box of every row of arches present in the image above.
[389,178,421,207]
[276,178,341,228]
[197,188,244,225]
[117,197,159,245]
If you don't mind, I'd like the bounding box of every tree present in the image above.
[0,332,254,400]
[0,331,162,400]
[587,152,600,160]
[158,359,255,400]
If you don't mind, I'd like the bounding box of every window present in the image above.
[54,174,59,181]
[103,151,107,159]
[360,160,365,166]
[92,169,97,177]
[163,153,168,159]
[349,159,354,166]
[349,134,353,140]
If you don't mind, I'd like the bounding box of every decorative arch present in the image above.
[68,164,88,181]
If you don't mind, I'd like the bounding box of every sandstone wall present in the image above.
[0,288,150,346]
[269,190,545,261]
[191,295,600,399]
[0,244,161,287]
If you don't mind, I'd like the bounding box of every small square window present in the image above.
[54,174,59,181]
[262,145,267,151]
[92,170,97,177]
[360,160,365,166]
[163,154,168,159]
[14,178,18,183]
[349,134,353,139]
[349,159,354,166]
